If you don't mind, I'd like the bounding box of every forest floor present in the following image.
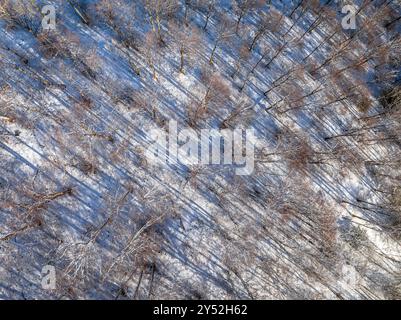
[0,0,401,299]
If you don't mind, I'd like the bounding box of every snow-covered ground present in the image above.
[0,0,401,299]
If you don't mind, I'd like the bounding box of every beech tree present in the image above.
[248,7,283,51]
[142,0,178,43]
[94,0,140,49]
[232,0,263,34]
[208,13,235,65]
[169,22,201,73]
[188,68,231,126]
[142,31,160,80]
[240,41,286,91]
[220,99,254,129]
[198,0,217,31]
[295,6,335,44]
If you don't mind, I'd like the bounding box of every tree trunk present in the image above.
[179,46,185,73]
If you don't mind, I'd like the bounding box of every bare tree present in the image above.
[248,7,283,51]
[169,22,201,73]
[220,98,254,129]
[142,0,178,43]
[208,13,235,65]
[142,31,160,80]
[240,41,286,91]
[232,0,263,34]
[231,42,251,78]
[188,67,231,126]
[198,0,217,31]
[94,0,141,50]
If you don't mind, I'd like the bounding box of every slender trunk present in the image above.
[385,15,401,28]
[240,50,268,91]
[324,132,358,140]
[209,40,219,65]
[249,29,264,51]
[203,10,212,30]
[282,7,306,39]
[302,28,337,62]
[155,13,164,44]
[133,269,144,299]
[184,4,189,26]
[289,0,303,19]
[147,9,156,32]
[147,263,155,299]
[236,11,245,34]
[296,14,323,43]
[264,67,295,96]
[264,43,286,69]
[179,46,185,73]
[67,0,89,25]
